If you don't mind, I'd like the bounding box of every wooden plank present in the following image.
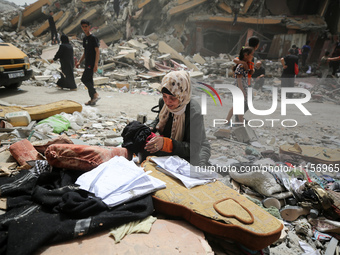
[168,0,208,16]
[33,11,63,37]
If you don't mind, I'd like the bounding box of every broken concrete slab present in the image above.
[193,53,206,65]
[11,0,54,27]
[214,128,231,139]
[94,77,109,85]
[168,0,208,17]
[33,11,63,37]
[63,7,101,36]
[40,45,59,60]
[127,39,148,50]
[232,126,258,143]
[158,41,199,71]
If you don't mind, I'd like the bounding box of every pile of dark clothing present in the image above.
[0,160,153,255]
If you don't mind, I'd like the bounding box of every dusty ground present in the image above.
[0,82,160,121]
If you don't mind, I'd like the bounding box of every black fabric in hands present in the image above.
[122,121,151,154]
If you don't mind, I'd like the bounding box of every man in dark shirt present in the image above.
[75,19,100,105]
[252,61,265,90]
[48,11,59,45]
[281,49,299,98]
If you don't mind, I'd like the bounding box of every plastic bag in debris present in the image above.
[60,111,84,130]
[34,123,54,134]
[36,114,70,134]
[81,105,99,119]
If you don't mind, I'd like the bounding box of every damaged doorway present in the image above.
[203,30,240,55]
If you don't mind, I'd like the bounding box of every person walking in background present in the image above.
[252,60,266,90]
[281,48,298,99]
[114,0,120,19]
[226,47,254,125]
[76,19,100,106]
[47,11,59,45]
[301,40,311,67]
[329,41,340,76]
[292,45,299,56]
[52,34,77,91]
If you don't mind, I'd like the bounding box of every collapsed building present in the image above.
[3,0,340,65]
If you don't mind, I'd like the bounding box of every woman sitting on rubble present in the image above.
[143,70,211,166]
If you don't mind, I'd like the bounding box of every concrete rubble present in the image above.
[1,0,340,254]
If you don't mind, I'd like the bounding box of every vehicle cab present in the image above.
[0,38,33,89]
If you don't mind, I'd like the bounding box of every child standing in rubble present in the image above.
[226,36,260,125]
[226,46,254,124]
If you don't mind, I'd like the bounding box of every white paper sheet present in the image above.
[75,156,166,207]
[151,156,217,189]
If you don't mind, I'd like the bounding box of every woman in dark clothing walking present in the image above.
[53,34,77,90]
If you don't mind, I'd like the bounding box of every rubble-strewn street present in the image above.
[1,0,340,254]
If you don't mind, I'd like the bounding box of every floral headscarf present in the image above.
[156,71,191,141]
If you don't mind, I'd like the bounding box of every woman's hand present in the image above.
[145,136,164,154]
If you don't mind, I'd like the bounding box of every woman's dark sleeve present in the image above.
[53,45,63,61]
[171,100,211,165]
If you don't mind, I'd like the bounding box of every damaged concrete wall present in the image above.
[2,0,336,61]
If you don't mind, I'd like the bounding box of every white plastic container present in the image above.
[5,111,31,127]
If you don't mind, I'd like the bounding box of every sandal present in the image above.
[85,100,95,106]
[92,96,101,104]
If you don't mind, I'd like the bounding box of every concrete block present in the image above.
[232,126,257,143]
[34,75,52,81]
[11,0,53,26]
[127,39,148,50]
[110,73,128,81]
[167,38,184,53]
[93,77,109,85]
[214,128,231,139]
[193,53,206,64]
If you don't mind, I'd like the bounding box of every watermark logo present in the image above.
[197,82,223,115]
[198,83,312,128]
